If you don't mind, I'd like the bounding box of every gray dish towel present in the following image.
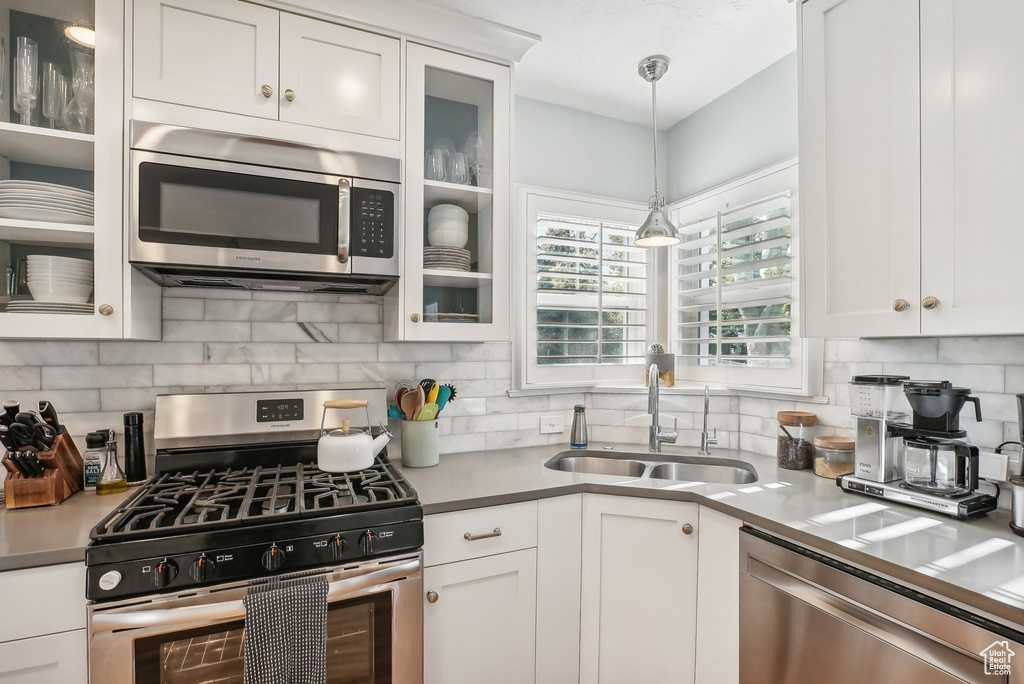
[243,575,329,684]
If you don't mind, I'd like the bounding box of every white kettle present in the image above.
[317,399,392,472]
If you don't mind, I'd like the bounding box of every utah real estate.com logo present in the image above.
[981,640,1015,676]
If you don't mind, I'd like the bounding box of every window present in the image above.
[669,160,813,390]
[518,188,651,387]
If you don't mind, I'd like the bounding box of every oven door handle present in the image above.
[90,559,419,633]
[338,178,351,263]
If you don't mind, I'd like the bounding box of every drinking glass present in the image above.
[13,37,38,126]
[447,152,468,185]
[62,51,95,134]
[42,63,63,129]
[424,148,446,182]
[0,38,7,113]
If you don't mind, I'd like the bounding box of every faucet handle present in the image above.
[709,427,718,445]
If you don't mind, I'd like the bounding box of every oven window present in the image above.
[134,594,393,683]
[137,162,339,255]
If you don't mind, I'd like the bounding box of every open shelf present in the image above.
[0,217,93,245]
[423,268,493,289]
[0,122,94,170]
[424,179,493,212]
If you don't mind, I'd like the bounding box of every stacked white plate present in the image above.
[25,255,94,305]
[0,180,94,225]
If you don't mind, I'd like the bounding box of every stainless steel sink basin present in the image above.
[547,455,647,477]
[544,449,758,484]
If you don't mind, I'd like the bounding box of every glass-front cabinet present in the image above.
[0,0,140,339]
[389,43,511,341]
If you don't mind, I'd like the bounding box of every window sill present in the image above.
[508,383,829,403]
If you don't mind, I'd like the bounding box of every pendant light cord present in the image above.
[650,78,661,205]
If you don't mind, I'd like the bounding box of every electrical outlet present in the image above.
[540,415,564,434]
[979,449,1009,481]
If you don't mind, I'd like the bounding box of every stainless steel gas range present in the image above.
[86,389,423,684]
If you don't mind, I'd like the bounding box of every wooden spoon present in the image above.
[400,390,420,422]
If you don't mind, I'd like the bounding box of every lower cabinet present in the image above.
[0,629,87,684]
[423,548,538,684]
[580,494,700,684]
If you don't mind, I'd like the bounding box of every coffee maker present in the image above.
[837,376,998,519]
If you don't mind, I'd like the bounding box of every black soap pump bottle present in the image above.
[123,412,148,485]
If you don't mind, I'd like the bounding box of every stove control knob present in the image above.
[327,535,347,560]
[359,531,375,555]
[189,554,216,581]
[262,544,286,572]
[150,558,178,588]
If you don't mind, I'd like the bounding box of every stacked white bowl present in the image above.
[26,255,94,303]
[427,204,470,248]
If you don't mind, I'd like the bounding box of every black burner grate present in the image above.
[90,456,417,543]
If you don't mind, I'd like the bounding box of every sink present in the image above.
[544,449,758,484]
[547,455,647,477]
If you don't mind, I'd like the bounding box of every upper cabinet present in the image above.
[801,0,1024,338]
[387,44,511,341]
[133,0,401,139]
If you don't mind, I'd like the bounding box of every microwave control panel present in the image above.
[351,187,395,259]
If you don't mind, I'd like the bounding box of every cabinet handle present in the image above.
[892,299,909,312]
[427,591,439,603]
[260,84,273,98]
[98,304,114,316]
[464,528,501,541]
[922,296,940,310]
[284,89,296,102]
[411,313,421,322]
[682,523,693,535]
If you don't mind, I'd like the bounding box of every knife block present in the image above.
[3,432,84,509]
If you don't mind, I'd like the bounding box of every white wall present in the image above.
[514,96,666,202]
[665,52,797,201]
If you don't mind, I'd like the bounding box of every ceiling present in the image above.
[419,0,796,128]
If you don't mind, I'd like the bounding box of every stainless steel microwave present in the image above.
[129,122,400,294]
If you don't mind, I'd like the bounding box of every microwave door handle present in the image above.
[89,559,419,633]
[338,178,351,263]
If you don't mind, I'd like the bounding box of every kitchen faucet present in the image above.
[698,385,718,455]
[648,363,678,453]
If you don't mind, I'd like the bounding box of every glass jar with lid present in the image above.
[813,436,855,479]
[777,411,817,470]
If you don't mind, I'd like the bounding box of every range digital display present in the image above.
[257,398,304,423]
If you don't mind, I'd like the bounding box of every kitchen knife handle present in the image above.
[323,400,369,409]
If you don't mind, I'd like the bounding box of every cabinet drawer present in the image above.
[424,501,537,567]
[0,629,87,683]
[0,564,87,642]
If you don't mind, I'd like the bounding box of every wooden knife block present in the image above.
[3,432,84,509]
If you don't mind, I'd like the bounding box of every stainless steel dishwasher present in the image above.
[740,527,1024,683]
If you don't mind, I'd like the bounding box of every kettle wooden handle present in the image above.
[323,399,368,409]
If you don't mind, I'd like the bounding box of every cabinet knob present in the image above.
[682,523,693,535]
[892,299,909,312]
[284,89,296,102]
[411,313,421,322]
[98,304,114,316]
[922,296,940,310]
[426,590,439,603]
[260,84,273,98]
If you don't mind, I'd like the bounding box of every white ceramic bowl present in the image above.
[27,255,92,267]
[28,281,93,303]
[427,204,469,225]
[28,267,93,278]
[427,227,470,248]
[28,277,94,286]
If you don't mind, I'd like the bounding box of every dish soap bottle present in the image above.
[96,438,127,495]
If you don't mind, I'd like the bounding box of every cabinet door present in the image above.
[398,44,511,341]
[278,14,400,138]
[0,630,87,684]
[800,0,921,337]
[133,0,279,119]
[920,0,1024,335]
[423,549,537,684]
[580,495,698,684]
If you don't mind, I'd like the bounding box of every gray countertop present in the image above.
[2,442,1023,631]
[393,442,1024,631]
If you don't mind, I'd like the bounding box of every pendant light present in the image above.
[634,55,680,247]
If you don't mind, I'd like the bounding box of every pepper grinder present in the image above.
[123,411,148,485]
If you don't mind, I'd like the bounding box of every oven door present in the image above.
[88,554,422,684]
[130,150,354,276]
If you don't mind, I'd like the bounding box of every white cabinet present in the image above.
[0,630,87,684]
[579,494,699,684]
[919,0,1024,335]
[387,43,511,341]
[133,0,280,120]
[802,0,1024,338]
[132,0,400,139]
[694,507,741,684]
[800,0,921,338]
[423,549,537,684]
[536,495,582,684]
[278,14,400,139]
